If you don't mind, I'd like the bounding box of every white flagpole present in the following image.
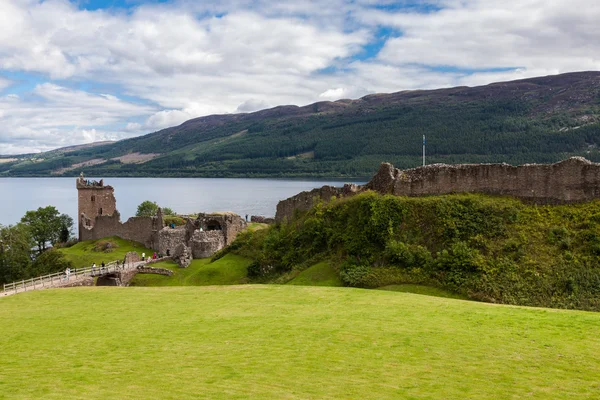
[422,134,426,166]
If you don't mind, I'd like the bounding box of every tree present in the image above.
[20,206,74,253]
[0,224,33,284]
[58,214,74,243]
[162,207,176,216]
[136,201,176,217]
[29,249,73,277]
[136,201,159,217]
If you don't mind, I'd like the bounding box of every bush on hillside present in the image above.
[226,191,600,311]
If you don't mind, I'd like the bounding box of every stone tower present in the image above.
[76,173,117,239]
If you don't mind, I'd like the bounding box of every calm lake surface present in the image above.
[0,177,360,229]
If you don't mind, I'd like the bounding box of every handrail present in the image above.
[1,259,141,296]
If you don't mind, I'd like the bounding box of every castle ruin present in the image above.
[77,174,245,259]
[276,157,600,221]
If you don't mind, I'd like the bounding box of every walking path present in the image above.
[1,260,146,297]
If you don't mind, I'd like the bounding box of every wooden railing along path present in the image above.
[1,260,144,297]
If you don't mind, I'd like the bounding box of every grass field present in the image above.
[1,285,599,399]
[130,254,252,286]
[378,284,469,299]
[58,236,153,269]
[287,261,342,287]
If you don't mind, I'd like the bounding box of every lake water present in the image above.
[0,177,359,229]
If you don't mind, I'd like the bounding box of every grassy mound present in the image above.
[287,261,342,286]
[1,286,598,399]
[230,192,600,311]
[130,254,252,286]
[58,236,152,268]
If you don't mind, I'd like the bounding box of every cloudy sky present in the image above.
[0,0,599,154]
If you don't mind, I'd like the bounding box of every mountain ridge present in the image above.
[3,71,600,178]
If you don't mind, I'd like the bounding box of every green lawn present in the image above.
[378,284,468,300]
[1,286,599,399]
[130,253,252,286]
[58,236,153,269]
[287,261,343,286]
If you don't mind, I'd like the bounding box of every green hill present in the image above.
[57,236,153,269]
[226,192,600,311]
[3,71,600,177]
[0,286,598,399]
[129,254,252,286]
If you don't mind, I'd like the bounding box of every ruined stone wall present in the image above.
[197,213,246,245]
[370,157,600,203]
[80,210,162,249]
[77,178,116,230]
[191,230,225,259]
[275,184,360,222]
[157,227,187,255]
[275,158,600,221]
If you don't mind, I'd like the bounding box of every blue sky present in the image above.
[0,0,597,154]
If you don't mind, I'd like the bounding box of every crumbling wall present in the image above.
[275,157,600,221]
[197,213,246,245]
[76,177,117,233]
[372,157,600,203]
[157,227,187,255]
[275,184,361,222]
[80,210,162,249]
[191,230,225,259]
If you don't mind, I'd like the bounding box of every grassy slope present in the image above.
[236,192,600,310]
[287,261,342,287]
[378,284,468,299]
[129,254,252,286]
[57,236,153,268]
[0,286,599,399]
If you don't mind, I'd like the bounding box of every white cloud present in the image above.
[0,83,155,154]
[236,99,271,113]
[319,86,373,100]
[363,1,600,75]
[1,0,600,154]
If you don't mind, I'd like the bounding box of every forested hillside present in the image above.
[3,71,600,177]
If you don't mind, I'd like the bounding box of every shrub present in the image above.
[339,261,371,287]
[164,215,185,227]
[384,240,432,270]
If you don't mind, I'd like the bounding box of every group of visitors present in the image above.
[141,252,159,262]
[62,250,166,281]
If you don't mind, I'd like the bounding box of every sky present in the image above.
[0,0,599,155]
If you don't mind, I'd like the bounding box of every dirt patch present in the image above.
[52,158,106,175]
[0,158,18,164]
[111,152,160,164]
[229,129,248,139]
[286,151,314,160]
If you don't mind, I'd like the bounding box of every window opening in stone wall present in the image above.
[91,195,95,202]
[99,208,103,215]
[206,220,222,231]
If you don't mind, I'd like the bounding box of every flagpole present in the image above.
[423,134,426,166]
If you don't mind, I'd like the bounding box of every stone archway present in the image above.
[206,219,222,231]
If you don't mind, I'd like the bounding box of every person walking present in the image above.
[92,263,96,275]
[142,252,145,261]
[101,261,105,273]
[65,267,71,281]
